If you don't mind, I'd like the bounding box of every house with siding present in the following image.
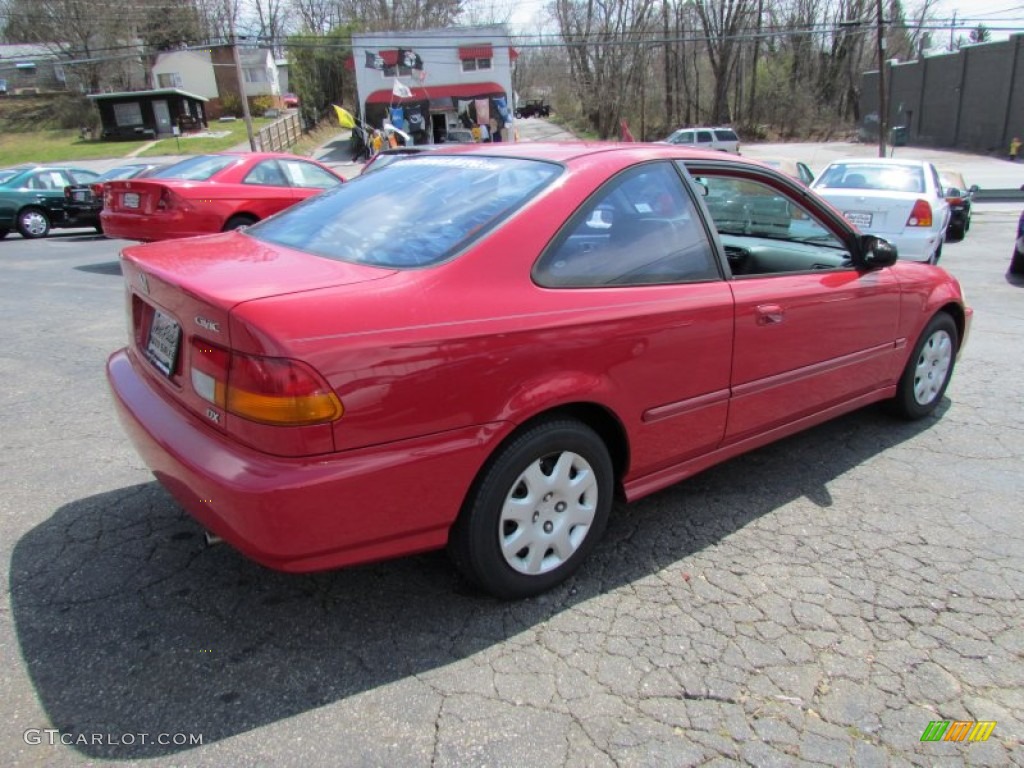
[151,46,282,116]
[0,44,67,95]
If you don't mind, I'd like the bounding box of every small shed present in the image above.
[88,88,208,140]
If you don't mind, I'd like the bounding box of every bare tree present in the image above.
[693,0,754,125]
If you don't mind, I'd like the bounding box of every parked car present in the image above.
[282,93,300,108]
[1011,210,1024,275]
[64,163,163,232]
[515,99,551,119]
[444,128,476,144]
[938,170,978,241]
[361,144,448,175]
[100,153,345,242]
[810,158,950,263]
[107,143,970,598]
[660,127,741,154]
[756,157,815,185]
[0,165,101,239]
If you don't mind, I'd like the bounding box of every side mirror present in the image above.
[969,184,979,194]
[945,187,961,198]
[858,235,898,269]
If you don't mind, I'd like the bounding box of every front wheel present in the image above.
[888,312,958,419]
[17,207,50,239]
[1011,243,1024,275]
[448,419,614,598]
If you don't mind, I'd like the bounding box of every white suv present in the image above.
[660,127,741,154]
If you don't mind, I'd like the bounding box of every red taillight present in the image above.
[90,183,104,198]
[906,199,933,227]
[190,338,343,426]
[947,196,964,206]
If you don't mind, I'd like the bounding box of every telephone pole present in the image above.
[876,0,887,157]
[232,39,257,151]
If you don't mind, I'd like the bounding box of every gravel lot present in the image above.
[1,143,1022,766]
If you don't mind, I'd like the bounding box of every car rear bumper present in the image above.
[107,348,501,572]
[100,211,209,241]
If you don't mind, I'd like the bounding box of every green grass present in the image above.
[136,118,275,157]
[0,130,144,165]
[0,117,278,165]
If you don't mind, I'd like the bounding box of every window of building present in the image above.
[157,72,182,88]
[461,58,492,72]
[244,68,269,83]
[113,102,143,127]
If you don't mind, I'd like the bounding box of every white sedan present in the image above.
[810,158,950,263]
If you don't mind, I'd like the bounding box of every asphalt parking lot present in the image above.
[2,162,1023,766]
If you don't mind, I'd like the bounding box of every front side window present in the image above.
[243,160,288,186]
[249,156,560,267]
[280,160,342,189]
[687,169,852,276]
[535,162,719,287]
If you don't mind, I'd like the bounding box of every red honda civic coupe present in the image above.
[100,152,344,241]
[107,143,971,598]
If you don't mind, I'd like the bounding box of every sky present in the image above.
[930,1,1024,40]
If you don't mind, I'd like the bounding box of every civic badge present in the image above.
[195,316,221,333]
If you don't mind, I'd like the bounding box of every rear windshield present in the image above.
[816,163,925,193]
[150,155,237,181]
[714,129,739,142]
[249,156,561,268]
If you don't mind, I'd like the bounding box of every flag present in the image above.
[334,105,356,129]
[364,51,384,70]
[398,49,424,70]
[392,79,413,99]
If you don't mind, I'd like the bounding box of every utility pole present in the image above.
[876,0,887,157]
[232,39,257,151]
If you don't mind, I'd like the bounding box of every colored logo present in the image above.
[920,721,996,742]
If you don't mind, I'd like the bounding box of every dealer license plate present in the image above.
[123,192,140,209]
[73,190,88,202]
[146,309,180,376]
[844,211,873,228]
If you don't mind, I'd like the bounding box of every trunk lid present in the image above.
[119,232,395,436]
[815,189,922,236]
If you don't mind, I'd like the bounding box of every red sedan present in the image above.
[107,143,971,598]
[100,152,344,241]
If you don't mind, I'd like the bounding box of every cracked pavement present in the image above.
[1,203,1022,767]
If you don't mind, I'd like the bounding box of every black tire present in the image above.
[0,228,8,240]
[946,222,964,242]
[888,312,958,419]
[17,207,50,239]
[94,220,104,234]
[448,419,614,599]
[223,215,257,232]
[1011,244,1024,275]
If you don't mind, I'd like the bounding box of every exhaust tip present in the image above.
[204,531,223,546]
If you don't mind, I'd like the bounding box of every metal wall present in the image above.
[861,34,1024,153]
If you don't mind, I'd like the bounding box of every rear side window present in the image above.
[535,162,719,287]
[714,129,739,142]
[696,131,714,143]
[250,156,560,267]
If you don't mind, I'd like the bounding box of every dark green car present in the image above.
[0,166,101,239]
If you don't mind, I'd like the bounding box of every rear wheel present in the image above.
[888,312,958,419]
[94,220,104,234]
[17,207,50,239]
[946,222,965,242]
[448,419,614,598]
[223,215,257,231]
[0,228,8,240]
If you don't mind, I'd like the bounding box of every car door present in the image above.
[240,159,296,214]
[534,161,734,477]
[682,162,902,443]
[279,159,343,201]
[25,169,73,219]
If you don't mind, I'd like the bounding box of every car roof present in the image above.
[418,141,745,164]
[825,157,930,168]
